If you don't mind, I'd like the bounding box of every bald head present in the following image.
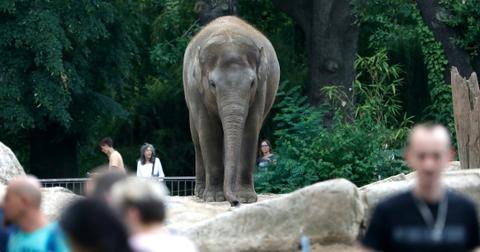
[405,123,455,190]
[8,176,42,208]
[407,123,452,150]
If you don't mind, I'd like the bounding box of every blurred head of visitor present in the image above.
[405,122,454,201]
[4,176,43,228]
[5,175,70,251]
[98,137,114,155]
[60,198,132,252]
[85,170,127,203]
[140,143,156,165]
[111,177,197,252]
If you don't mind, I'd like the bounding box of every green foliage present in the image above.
[0,0,156,174]
[413,10,454,132]
[439,0,480,56]
[356,0,454,136]
[256,51,411,193]
[354,50,403,124]
[0,0,149,133]
[96,0,199,175]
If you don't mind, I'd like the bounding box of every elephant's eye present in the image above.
[209,80,216,88]
[250,80,255,88]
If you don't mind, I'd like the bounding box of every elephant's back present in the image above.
[186,16,276,59]
[184,16,279,77]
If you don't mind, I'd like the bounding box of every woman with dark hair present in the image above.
[60,198,133,252]
[256,139,276,168]
[136,143,165,178]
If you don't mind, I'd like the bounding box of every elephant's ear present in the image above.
[192,46,203,83]
[257,47,269,87]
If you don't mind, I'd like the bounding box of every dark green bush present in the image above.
[256,50,411,193]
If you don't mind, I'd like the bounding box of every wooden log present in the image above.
[451,67,480,169]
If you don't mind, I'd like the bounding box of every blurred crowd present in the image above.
[0,171,197,252]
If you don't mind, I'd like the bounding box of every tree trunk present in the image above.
[272,0,359,106]
[415,0,475,80]
[451,67,480,169]
[195,0,237,26]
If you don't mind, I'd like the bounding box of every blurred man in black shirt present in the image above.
[361,123,480,252]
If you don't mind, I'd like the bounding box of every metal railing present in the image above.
[39,176,196,196]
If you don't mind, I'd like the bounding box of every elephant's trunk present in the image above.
[220,102,247,206]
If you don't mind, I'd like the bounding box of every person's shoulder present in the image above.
[44,222,63,236]
[114,150,123,158]
[447,190,477,209]
[111,151,124,163]
[375,189,413,211]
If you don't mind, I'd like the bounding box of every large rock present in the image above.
[166,194,279,231]
[0,185,78,221]
[0,142,26,184]
[41,187,81,220]
[177,179,364,252]
[360,168,480,224]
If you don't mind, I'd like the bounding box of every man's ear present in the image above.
[449,148,456,162]
[19,195,30,208]
[404,148,415,171]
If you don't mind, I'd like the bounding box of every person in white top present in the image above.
[137,143,165,178]
[110,177,197,252]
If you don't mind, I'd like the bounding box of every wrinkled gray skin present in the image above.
[183,16,280,205]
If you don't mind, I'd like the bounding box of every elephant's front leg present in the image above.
[198,113,225,202]
[236,113,262,203]
[190,114,205,198]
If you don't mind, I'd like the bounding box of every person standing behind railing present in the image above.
[99,137,126,173]
[137,143,165,178]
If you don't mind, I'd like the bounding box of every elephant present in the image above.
[183,16,280,205]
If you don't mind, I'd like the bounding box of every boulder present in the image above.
[360,168,480,224]
[166,194,279,231]
[360,177,411,225]
[447,161,462,171]
[0,142,26,184]
[179,179,364,252]
[0,185,78,221]
[41,187,81,220]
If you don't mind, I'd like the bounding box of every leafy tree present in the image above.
[0,0,152,176]
[416,0,480,78]
[256,51,411,193]
[113,0,200,175]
